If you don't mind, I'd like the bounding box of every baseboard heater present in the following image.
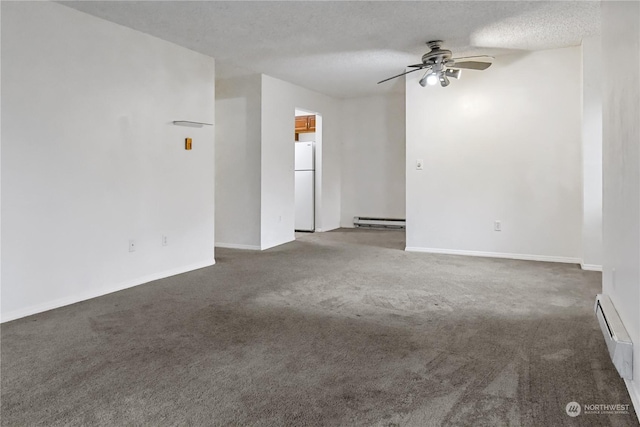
[595,294,633,380]
[353,217,406,229]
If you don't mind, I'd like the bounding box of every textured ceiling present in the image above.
[60,1,600,99]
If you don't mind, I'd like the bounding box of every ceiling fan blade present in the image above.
[450,55,494,61]
[407,63,427,68]
[450,61,492,71]
[377,66,428,84]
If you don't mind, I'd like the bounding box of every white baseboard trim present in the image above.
[261,238,295,250]
[625,379,640,423]
[1,259,215,323]
[404,247,581,264]
[215,242,261,250]
[215,242,262,251]
[580,263,603,271]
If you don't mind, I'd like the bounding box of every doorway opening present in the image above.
[294,108,322,234]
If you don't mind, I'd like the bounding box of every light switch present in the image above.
[416,159,424,170]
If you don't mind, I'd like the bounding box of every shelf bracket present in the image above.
[173,120,213,128]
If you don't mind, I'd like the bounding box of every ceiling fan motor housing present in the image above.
[421,40,452,65]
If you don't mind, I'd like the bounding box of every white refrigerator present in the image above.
[295,142,315,232]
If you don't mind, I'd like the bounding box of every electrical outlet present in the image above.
[162,235,168,246]
[129,239,136,252]
[416,159,424,170]
[494,221,501,231]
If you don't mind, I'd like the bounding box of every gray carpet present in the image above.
[1,229,637,426]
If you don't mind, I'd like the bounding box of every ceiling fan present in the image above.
[378,40,493,87]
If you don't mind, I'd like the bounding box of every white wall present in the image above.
[1,2,216,321]
[581,36,603,270]
[215,75,341,250]
[215,75,262,249]
[601,1,640,416]
[260,75,342,249]
[405,47,582,262]
[340,94,406,227]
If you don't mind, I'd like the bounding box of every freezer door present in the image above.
[295,170,315,231]
[295,142,314,171]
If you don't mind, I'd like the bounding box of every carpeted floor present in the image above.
[1,229,637,426]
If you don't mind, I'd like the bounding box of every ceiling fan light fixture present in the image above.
[445,69,461,79]
[439,74,450,87]
[426,73,439,86]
